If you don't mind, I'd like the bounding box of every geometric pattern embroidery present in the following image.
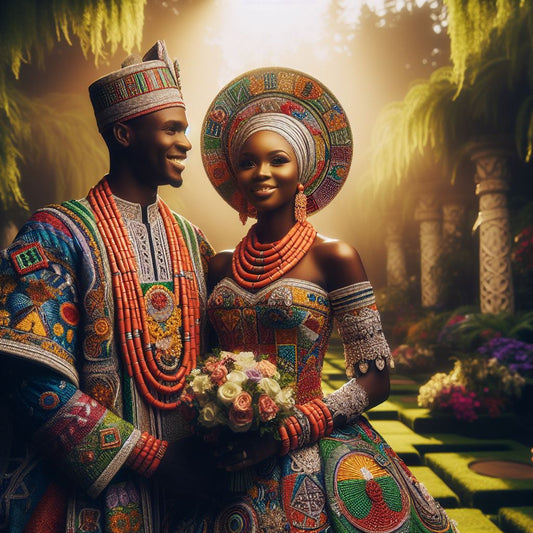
[99,427,121,449]
[290,476,326,521]
[10,242,49,275]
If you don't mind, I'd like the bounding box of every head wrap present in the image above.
[229,112,316,185]
[89,40,185,132]
[201,67,353,218]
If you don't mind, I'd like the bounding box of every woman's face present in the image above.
[235,130,299,214]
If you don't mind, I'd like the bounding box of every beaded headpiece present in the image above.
[201,67,353,217]
[89,40,185,132]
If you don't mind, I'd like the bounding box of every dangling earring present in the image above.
[295,183,307,223]
[238,195,248,225]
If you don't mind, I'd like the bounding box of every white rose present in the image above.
[258,377,281,398]
[217,381,242,405]
[191,375,214,396]
[199,402,222,427]
[227,370,247,385]
[276,387,296,412]
[234,352,256,371]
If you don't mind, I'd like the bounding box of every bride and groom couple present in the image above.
[0,40,457,532]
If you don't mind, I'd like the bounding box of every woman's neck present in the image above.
[254,209,297,243]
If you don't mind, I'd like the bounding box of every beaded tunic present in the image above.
[176,277,457,533]
[0,195,213,533]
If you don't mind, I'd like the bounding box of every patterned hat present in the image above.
[201,67,353,217]
[89,40,185,132]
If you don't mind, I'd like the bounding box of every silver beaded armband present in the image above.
[323,378,369,425]
[329,282,393,377]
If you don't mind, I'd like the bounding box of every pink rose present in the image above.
[210,363,228,386]
[203,357,220,373]
[258,394,279,422]
[256,360,277,378]
[228,392,254,431]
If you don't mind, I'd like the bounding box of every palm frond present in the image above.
[12,90,108,203]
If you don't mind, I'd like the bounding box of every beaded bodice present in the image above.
[208,278,333,404]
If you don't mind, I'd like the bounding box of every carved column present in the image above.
[415,191,442,308]
[385,218,407,288]
[442,203,466,240]
[471,148,514,314]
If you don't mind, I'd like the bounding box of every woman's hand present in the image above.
[215,431,281,471]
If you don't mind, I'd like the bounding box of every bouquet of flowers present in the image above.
[183,350,296,436]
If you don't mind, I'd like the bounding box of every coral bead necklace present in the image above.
[88,177,200,410]
[232,220,317,290]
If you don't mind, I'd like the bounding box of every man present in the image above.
[0,41,215,532]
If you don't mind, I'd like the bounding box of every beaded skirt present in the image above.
[173,278,458,533]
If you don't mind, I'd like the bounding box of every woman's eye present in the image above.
[272,156,289,165]
[238,159,254,170]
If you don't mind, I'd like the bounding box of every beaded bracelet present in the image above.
[127,431,169,478]
[131,434,156,471]
[312,398,334,436]
[307,402,326,439]
[145,439,168,478]
[138,438,161,476]
[294,408,311,448]
[126,431,148,467]
[298,403,320,443]
[278,424,291,455]
[285,416,301,451]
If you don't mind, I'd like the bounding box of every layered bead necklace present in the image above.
[88,177,200,410]
[232,220,317,290]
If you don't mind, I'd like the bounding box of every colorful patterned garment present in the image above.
[0,194,213,533]
[173,278,458,533]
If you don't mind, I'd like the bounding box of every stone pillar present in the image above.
[442,203,466,240]
[415,191,442,308]
[471,149,514,314]
[385,219,407,288]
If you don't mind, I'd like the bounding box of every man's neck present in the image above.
[106,171,158,207]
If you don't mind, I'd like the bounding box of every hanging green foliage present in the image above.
[1,86,107,217]
[15,91,108,203]
[0,0,146,223]
[368,67,463,199]
[445,0,529,90]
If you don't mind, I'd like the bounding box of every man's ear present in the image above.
[113,122,134,147]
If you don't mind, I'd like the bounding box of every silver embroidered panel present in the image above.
[336,307,392,376]
[115,196,172,283]
[323,378,369,424]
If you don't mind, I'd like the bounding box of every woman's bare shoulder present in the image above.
[312,235,368,291]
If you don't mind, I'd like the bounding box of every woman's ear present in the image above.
[113,122,134,147]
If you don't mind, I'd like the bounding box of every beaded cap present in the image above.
[89,40,185,132]
[201,67,353,217]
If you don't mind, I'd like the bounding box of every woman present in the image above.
[178,67,457,532]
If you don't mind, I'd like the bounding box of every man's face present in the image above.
[127,107,192,189]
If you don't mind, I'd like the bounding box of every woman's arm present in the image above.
[206,249,234,291]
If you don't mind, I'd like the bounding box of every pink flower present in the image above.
[210,363,228,386]
[256,360,277,378]
[204,357,220,373]
[258,394,280,422]
[229,392,254,431]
